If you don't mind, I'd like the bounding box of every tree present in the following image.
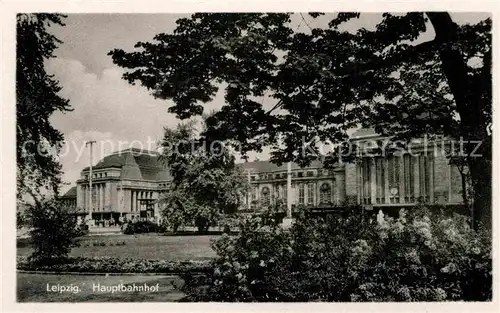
[17,13,71,201]
[158,120,250,233]
[26,198,81,265]
[109,13,491,229]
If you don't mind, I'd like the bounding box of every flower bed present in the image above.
[17,255,212,274]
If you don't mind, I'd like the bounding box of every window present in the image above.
[307,171,314,177]
[298,183,305,204]
[275,174,280,179]
[298,172,303,178]
[105,172,108,177]
[282,184,287,201]
[251,176,256,181]
[319,183,331,204]
[261,187,270,206]
[282,173,287,179]
[307,183,314,205]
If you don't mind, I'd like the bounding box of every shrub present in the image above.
[123,220,159,234]
[181,206,492,302]
[25,199,81,265]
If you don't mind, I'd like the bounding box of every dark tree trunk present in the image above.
[458,166,469,209]
[467,158,492,230]
[426,12,492,231]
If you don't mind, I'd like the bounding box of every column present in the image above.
[104,183,109,207]
[356,162,362,205]
[77,185,83,211]
[100,184,104,211]
[448,164,452,203]
[132,190,136,212]
[286,162,292,218]
[125,189,131,212]
[82,185,86,213]
[336,170,346,205]
[313,181,317,206]
[413,155,420,200]
[384,158,390,204]
[331,180,335,204]
[370,158,377,205]
[429,156,435,203]
[85,185,89,213]
[399,155,405,203]
[108,182,112,209]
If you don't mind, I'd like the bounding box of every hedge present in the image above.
[17,256,212,274]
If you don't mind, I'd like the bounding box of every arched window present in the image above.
[261,187,270,207]
[319,183,331,204]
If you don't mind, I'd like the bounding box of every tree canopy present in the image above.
[109,13,491,228]
[158,120,249,232]
[17,13,71,201]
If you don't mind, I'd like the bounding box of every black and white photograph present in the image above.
[2,2,496,309]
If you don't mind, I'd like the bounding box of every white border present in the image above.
[1,1,499,312]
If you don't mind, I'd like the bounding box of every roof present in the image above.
[82,148,171,182]
[239,160,324,173]
[351,127,378,139]
[60,186,77,199]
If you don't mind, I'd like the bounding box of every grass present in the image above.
[17,233,218,261]
[17,273,186,302]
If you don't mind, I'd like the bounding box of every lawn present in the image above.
[17,234,218,261]
[17,273,185,302]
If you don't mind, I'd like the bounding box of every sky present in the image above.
[45,13,491,193]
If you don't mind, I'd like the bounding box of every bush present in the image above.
[123,220,160,234]
[25,199,82,265]
[17,255,211,274]
[180,206,492,302]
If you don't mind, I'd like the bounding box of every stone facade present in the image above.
[70,148,171,225]
[62,129,466,224]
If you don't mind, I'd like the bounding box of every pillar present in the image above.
[356,162,362,204]
[429,156,435,203]
[100,184,104,211]
[335,170,346,205]
[286,162,292,218]
[370,158,377,205]
[413,155,420,200]
[77,185,84,211]
[399,155,405,203]
[132,190,136,212]
[384,158,390,204]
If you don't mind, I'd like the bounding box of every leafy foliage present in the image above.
[181,206,491,302]
[17,211,26,229]
[158,120,249,233]
[17,14,71,200]
[109,13,492,227]
[25,199,81,265]
[122,220,165,234]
